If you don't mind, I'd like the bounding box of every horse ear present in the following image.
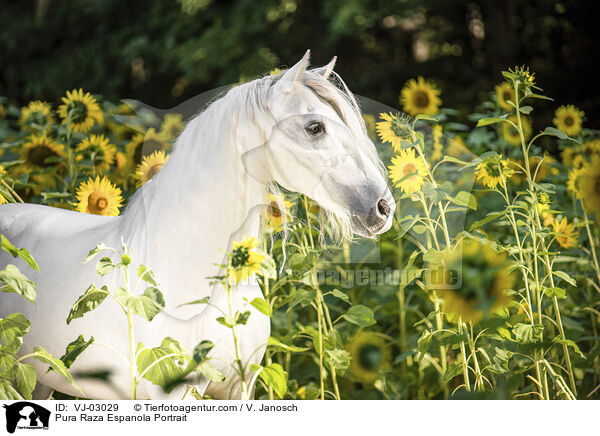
[313,56,337,80]
[276,50,310,90]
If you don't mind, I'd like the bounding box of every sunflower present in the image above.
[135,150,169,186]
[507,65,536,89]
[19,135,65,173]
[475,157,514,188]
[376,112,413,152]
[431,125,444,161]
[346,332,391,384]
[581,139,600,158]
[561,147,577,167]
[159,113,185,141]
[58,89,103,133]
[126,128,169,169]
[19,101,54,132]
[269,68,282,76]
[428,239,515,324]
[75,176,123,216]
[552,217,579,249]
[227,237,266,285]
[446,136,469,158]
[399,77,442,117]
[579,155,600,216]
[388,148,428,194]
[262,192,294,232]
[75,134,116,175]
[571,154,587,170]
[0,104,6,119]
[567,167,584,199]
[553,105,584,137]
[495,82,515,111]
[501,115,531,146]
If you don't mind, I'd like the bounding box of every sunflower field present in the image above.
[1,64,600,400]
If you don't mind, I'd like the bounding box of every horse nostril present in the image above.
[377,199,391,218]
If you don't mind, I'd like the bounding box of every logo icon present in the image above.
[2,402,50,434]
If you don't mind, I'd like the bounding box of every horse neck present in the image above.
[118,95,268,316]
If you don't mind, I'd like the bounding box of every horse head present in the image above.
[247,50,395,239]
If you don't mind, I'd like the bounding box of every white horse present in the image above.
[0,51,395,399]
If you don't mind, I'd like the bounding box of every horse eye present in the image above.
[305,121,325,137]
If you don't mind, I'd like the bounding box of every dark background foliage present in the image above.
[1,0,599,127]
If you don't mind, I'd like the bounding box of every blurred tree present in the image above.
[1,0,599,127]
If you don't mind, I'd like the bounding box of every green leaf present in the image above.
[443,362,464,381]
[96,256,116,276]
[32,346,83,394]
[0,313,30,354]
[196,362,226,382]
[176,297,210,308]
[136,343,181,389]
[552,337,585,358]
[543,127,569,140]
[255,363,288,398]
[544,287,566,299]
[476,116,508,127]
[512,323,544,344]
[216,316,233,328]
[235,311,251,325]
[0,380,22,400]
[249,298,272,317]
[66,284,109,324]
[192,340,214,363]
[0,236,39,271]
[267,336,309,353]
[324,349,350,375]
[137,265,158,286]
[490,347,513,374]
[0,352,17,375]
[423,181,452,203]
[15,363,36,399]
[449,191,478,210]
[519,105,533,114]
[469,212,504,231]
[524,93,553,101]
[552,270,576,287]
[415,114,439,122]
[0,265,37,304]
[341,305,376,327]
[417,330,433,354]
[60,335,94,369]
[84,242,107,264]
[127,287,165,322]
[329,289,350,304]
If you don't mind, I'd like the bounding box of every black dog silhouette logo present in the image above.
[2,402,50,433]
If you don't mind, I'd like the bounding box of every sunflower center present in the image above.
[358,344,382,371]
[390,118,411,139]
[564,116,574,127]
[267,201,282,218]
[67,100,89,124]
[485,162,501,177]
[502,91,512,103]
[87,193,108,214]
[28,110,49,126]
[28,145,58,168]
[231,247,250,268]
[412,90,430,109]
[145,163,164,181]
[403,163,417,176]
